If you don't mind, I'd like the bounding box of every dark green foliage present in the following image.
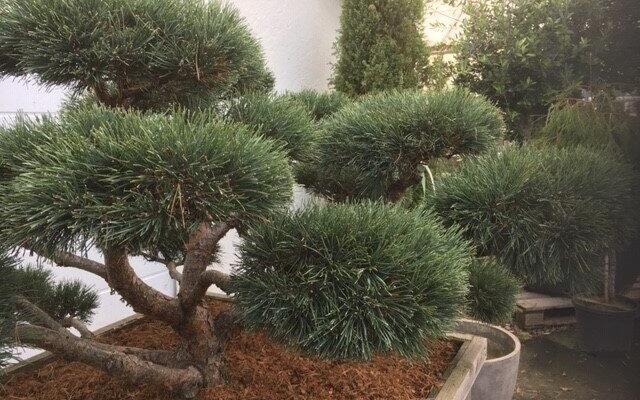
[598,0,640,90]
[454,0,608,138]
[0,105,294,257]
[332,0,430,96]
[536,100,640,169]
[537,102,620,151]
[0,254,98,366]
[304,89,504,201]
[233,203,472,359]
[223,93,318,163]
[429,146,639,294]
[467,258,519,325]
[0,0,273,110]
[284,90,351,121]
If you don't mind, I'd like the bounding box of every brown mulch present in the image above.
[1,300,459,400]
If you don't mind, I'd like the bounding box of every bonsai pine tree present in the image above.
[332,0,430,96]
[0,0,475,397]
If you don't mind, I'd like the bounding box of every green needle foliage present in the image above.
[428,146,639,294]
[304,89,504,202]
[223,93,318,164]
[332,0,430,96]
[0,254,98,366]
[0,105,293,257]
[0,0,273,110]
[233,203,472,360]
[284,90,352,121]
[536,100,640,168]
[467,258,520,325]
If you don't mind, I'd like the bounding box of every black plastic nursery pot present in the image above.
[573,296,637,353]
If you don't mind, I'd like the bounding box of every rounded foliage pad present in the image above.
[0,105,293,256]
[307,89,504,201]
[224,93,318,163]
[285,90,351,121]
[467,258,520,324]
[233,203,472,360]
[0,0,273,109]
[430,146,639,294]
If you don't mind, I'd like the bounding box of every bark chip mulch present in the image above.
[1,300,459,400]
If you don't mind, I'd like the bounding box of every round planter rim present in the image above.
[456,318,521,364]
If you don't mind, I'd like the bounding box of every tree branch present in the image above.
[198,270,232,295]
[140,252,183,282]
[52,251,108,279]
[178,220,236,312]
[22,247,108,280]
[14,296,65,333]
[62,317,94,339]
[15,324,202,398]
[104,247,183,326]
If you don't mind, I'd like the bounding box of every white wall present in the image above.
[0,0,338,362]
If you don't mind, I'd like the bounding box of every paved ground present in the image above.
[515,327,640,400]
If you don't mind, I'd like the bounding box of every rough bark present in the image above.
[198,269,232,295]
[15,324,203,399]
[62,317,95,338]
[172,220,237,386]
[104,247,183,326]
[178,221,235,312]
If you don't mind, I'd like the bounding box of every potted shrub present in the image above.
[537,99,640,352]
[0,0,488,398]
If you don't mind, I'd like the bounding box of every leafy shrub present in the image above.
[0,105,294,256]
[454,0,608,138]
[233,203,472,359]
[285,90,351,121]
[467,258,520,324]
[429,146,638,294]
[304,89,504,202]
[0,0,273,110]
[332,0,430,95]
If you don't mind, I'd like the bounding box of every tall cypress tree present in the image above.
[332,0,430,96]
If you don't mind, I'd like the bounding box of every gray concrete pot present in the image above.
[453,319,521,400]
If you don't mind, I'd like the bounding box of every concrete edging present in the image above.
[429,333,488,400]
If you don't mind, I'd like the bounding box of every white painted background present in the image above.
[1,0,341,362]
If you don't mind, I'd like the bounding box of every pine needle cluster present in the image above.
[233,203,472,359]
[428,146,639,294]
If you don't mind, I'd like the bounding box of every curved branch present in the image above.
[62,317,94,339]
[139,252,183,282]
[104,247,183,326]
[198,270,231,295]
[14,296,65,333]
[52,251,108,279]
[179,220,236,312]
[22,247,108,280]
[15,324,202,398]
